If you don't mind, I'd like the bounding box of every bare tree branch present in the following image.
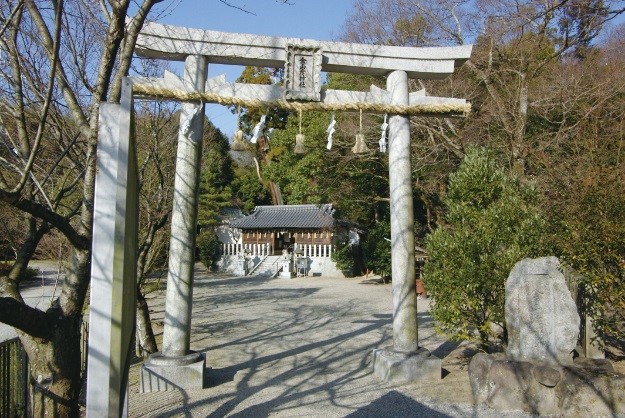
[218,0,257,15]
[0,0,23,38]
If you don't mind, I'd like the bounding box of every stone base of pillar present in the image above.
[140,352,205,392]
[372,346,441,385]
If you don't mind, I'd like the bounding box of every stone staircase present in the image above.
[248,255,282,278]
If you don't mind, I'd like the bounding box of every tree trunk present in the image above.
[479,329,490,353]
[135,288,157,358]
[512,76,529,176]
[9,219,49,282]
[19,315,83,418]
[134,214,168,358]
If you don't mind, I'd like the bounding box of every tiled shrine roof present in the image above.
[229,204,335,230]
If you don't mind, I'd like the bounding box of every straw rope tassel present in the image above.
[352,109,370,154]
[231,105,246,151]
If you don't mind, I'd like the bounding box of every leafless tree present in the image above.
[0,1,163,415]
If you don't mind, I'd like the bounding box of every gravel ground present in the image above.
[128,266,532,418]
[0,260,64,341]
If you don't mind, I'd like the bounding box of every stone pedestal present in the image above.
[279,260,293,278]
[236,256,248,276]
[373,347,441,385]
[140,352,205,392]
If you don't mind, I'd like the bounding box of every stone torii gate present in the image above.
[86,21,471,413]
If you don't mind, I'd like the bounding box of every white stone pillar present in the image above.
[387,70,418,352]
[372,70,440,384]
[161,55,208,357]
[142,56,208,392]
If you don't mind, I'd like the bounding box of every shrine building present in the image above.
[218,204,346,277]
[225,204,336,257]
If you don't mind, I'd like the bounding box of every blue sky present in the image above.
[155,0,355,136]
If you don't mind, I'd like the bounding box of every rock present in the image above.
[573,357,614,372]
[486,358,538,412]
[468,353,494,404]
[469,354,625,416]
[505,256,580,365]
[532,364,561,387]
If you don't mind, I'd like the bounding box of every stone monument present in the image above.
[86,79,138,416]
[505,256,580,365]
[469,257,625,416]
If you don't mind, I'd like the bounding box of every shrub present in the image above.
[196,233,221,271]
[332,240,356,277]
[425,147,545,350]
[362,220,392,277]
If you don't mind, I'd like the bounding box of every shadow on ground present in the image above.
[132,272,482,418]
[344,391,453,418]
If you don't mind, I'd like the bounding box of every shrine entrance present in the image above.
[85,21,472,415]
[277,232,290,252]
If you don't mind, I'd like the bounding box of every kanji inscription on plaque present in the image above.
[284,44,322,101]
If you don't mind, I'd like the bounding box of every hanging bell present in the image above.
[294,133,306,154]
[230,129,247,151]
[352,133,370,154]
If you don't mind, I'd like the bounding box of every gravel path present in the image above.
[128,267,531,417]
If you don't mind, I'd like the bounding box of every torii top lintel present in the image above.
[135,22,472,80]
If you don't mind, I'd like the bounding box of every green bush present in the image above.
[425,147,545,350]
[362,220,392,277]
[331,240,356,277]
[196,233,221,271]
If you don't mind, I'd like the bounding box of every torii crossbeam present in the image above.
[133,22,471,116]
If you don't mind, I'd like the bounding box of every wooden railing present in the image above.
[0,321,89,417]
[0,338,28,418]
[220,243,333,258]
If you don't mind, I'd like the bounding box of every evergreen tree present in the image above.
[198,120,234,228]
